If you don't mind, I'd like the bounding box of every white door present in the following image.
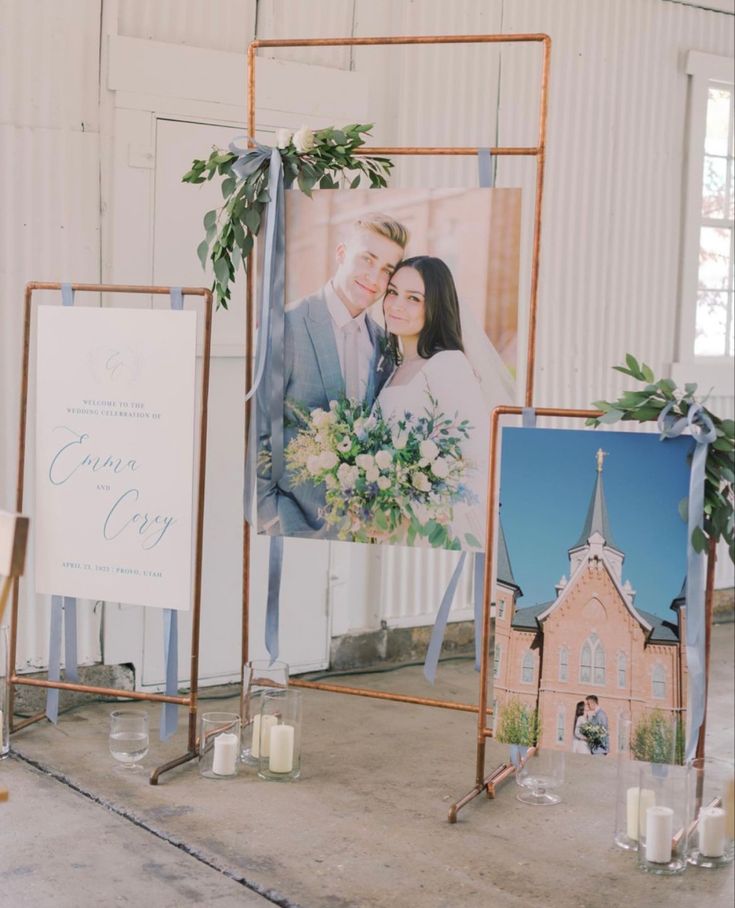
[143,117,331,684]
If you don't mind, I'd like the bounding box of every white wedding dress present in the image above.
[572,715,592,755]
[376,350,490,550]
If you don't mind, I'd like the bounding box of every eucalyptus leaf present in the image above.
[196,240,209,270]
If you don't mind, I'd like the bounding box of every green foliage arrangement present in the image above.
[630,709,683,765]
[587,354,735,563]
[494,698,540,747]
[183,124,394,309]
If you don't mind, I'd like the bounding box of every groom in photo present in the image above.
[258,212,409,538]
[585,695,609,755]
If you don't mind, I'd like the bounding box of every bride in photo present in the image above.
[376,255,513,550]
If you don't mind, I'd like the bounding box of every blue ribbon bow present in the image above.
[657,401,716,762]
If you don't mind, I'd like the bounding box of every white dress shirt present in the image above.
[324,282,374,401]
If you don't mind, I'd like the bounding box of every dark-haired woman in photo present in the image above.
[572,700,592,755]
[375,255,490,549]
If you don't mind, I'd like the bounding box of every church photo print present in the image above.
[492,427,695,759]
[256,187,522,551]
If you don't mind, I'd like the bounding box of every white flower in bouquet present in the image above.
[377,476,391,491]
[375,450,392,470]
[356,453,374,470]
[325,474,338,490]
[392,431,409,450]
[412,472,432,492]
[353,418,367,438]
[419,439,439,462]
[319,450,338,470]
[311,408,334,428]
[431,458,450,479]
[418,458,429,468]
[307,455,322,475]
[365,466,380,483]
[338,463,359,490]
[275,128,293,149]
[293,126,316,153]
[337,437,352,453]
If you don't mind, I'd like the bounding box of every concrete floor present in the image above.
[1,625,733,908]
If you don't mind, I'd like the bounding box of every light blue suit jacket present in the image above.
[257,288,392,538]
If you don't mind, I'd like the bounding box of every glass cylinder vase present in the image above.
[688,756,735,868]
[636,761,691,875]
[241,659,289,765]
[0,625,9,758]
[515,747,565,806]
[257,688,302,782]
[199,712,241,780]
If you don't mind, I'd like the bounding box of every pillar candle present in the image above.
[252,714,277,758]
[645,806,674,864]
[212,732,239,776]
[626,787,656,841]
[724,778,735,841]
[699,806,727,858]
[268,724,294,773]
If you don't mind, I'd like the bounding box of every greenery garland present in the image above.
[587,354,734,563]
[183,124,393,309]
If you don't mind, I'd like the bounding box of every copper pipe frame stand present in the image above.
[149,750,198,785]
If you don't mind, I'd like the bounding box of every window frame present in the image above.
[652,663,667,700]
[521,650,534,684]
[675,51,734,390]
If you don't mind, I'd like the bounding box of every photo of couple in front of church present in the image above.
[256,186,522,552]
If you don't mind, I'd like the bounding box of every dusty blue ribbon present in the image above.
[424,552,467,684]
[522,407,537,428]
[158,287,184,741]
[657,402,716,761]
[478,148,493,188]
[266,536,284,662]
[46,284,80,723]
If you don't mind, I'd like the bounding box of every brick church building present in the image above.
[492,449,686,753]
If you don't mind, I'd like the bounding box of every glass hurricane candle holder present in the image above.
[0,625,9,758]
[199,712,241,780]
[241,659,289,766]
[109,710,149,771]
[257,688,302,782]
[515,747,565,806]
[636,761,691,875]
[688,756,735,868]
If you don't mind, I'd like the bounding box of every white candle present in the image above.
[699,806,727,858]
[626,787,656,841]
[645,806,674,864]
[212,732,238,776]
[251,714,277,758]
[268,723,294,773]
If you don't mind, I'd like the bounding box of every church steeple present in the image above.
[497,517,522,594]
[570,448,617,551]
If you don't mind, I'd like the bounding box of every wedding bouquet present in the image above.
[285,396,478,548]
[579,721,607,750]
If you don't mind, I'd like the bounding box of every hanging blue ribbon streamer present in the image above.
[478,148,493,188]
[46,285,80,723]
[265,535,283,662]
[158,287,184,741]
[424,552,467,684]
[522,407,537,428]
[657,402,716,762]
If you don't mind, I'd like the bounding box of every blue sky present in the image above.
[499,427,695,619]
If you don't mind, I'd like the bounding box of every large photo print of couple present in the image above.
[256,187,522,551]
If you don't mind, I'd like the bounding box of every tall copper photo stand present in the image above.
[242,34,551,815]
[9,282,213,785]
[449,406,718,822]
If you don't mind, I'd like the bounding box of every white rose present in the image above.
[353,418,365,437]
[275,128,292,149]
[319,450,338,470]
[392,431,409,450]
[375,450,392,470]
[431,458,450,479]
[419,439,439,462]
[311,408,329,428]
[356,453,374,471]
[338,463,358,490]
[418,458,429,468]
[377,476,391,491]
[293,126,315,153]
[306,455,322,475]
[412,472,432,492]
[365,466,380,483]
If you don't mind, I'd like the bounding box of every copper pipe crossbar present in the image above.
[10,282,213,785]
[243,33,551,819]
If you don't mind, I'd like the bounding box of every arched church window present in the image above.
[559,646,568,682]
[493,643,501,679]
[521,651,534,684]
[580,634,605,685]
[556,708,565,743]
[653,664,666,699]
[617,653,627,688]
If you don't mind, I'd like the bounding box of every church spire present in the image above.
[570,449,616,550]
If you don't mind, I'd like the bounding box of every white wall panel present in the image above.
[118,0,256,53]
[255,0,356,69]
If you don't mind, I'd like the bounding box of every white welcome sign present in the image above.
[35,307,197,610]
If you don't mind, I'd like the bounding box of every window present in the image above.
[497,599,505,620]
[493,643,501,679]
[653,664,666,699]
[617,653,627,689]
[580,633,605,685]
[521,651,534,684]
[676,52,734,391]
[559,646,568,682]
[556,709,565,744]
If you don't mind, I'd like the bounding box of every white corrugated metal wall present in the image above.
[1,0,732,672]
